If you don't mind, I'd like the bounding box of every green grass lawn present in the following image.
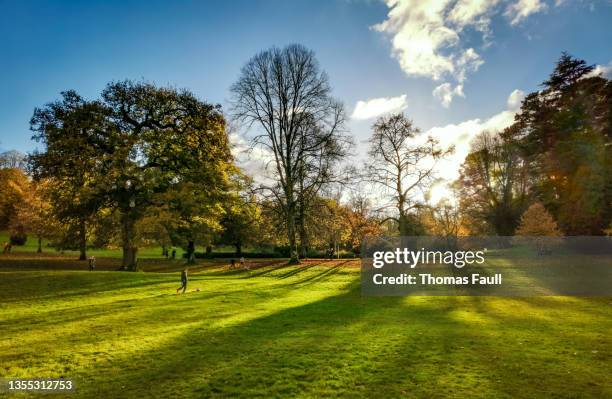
[0,256,610,398]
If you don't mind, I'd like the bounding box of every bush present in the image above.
[9,231,27,246]
[516,202,562,255]
[516,202,561,236]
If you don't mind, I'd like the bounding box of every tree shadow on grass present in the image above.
[0,272,173,304]
[276,263,320,279]
[451,295,612,398]
[288,261,349,286]
[73,281,469,398]
[5,266,609,398]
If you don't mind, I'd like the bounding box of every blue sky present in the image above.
[1,0,611,200]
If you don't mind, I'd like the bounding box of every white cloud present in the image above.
[351,94,408,120]
[372,0,488,83]
[586,61,612,79]
[448,0,501,27]
[374,0,561,106]
[505,0,547,26]
[506,89,525,109]
[422,89,521,203]
[229,132,275,186]
[433,83,465,107]
[456,48,485,82]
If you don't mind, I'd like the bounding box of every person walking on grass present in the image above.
[2,242,8,254]
[177,268,188,294]
[88,256,96,271]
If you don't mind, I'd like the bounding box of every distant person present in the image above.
[171,248,176,260]
[88,256,96,271]
[240,256,247,270]
[2,242,8,254]
[230,259,236,269]
[176,268,188,294]
[7,243,12,254]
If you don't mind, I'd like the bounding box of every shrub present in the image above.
[516,202,562,236]
[516,202,562,254]
[10,231,27,246]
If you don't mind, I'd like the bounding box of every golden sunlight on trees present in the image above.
[516,202,561,237]
[5,51,609,267]
[0,167,29,231]
[9,180,61,253]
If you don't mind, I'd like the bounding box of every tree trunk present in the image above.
[398,210,409,236]
[186,240,196,264]
[121,213,138,270]
[298,202,308,259]
[297,167,308,259]
[78,219,87,260]
[286,201,299,264]
[37,236,42,253]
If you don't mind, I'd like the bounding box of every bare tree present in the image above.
[367,113,453,236]
[231,44,347,263]
[295,110,351,257]
[0,150,27,169]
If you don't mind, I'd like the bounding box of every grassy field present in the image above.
[0,253,610,398]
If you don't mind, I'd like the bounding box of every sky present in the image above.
[1,0,611,203]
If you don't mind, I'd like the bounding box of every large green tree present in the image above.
[29,91,109,259]
[515,53,611,234]
[99,81,233,269]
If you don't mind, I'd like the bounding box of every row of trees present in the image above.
[457,53,611,236]
[1,46,383,265]
[1,49,609,266]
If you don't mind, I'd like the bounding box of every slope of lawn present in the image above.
[0,258,610,398]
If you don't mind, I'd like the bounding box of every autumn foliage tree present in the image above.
[516,202,561,237]
[10,180,60,252]
[30,82,234,269]
[515,202,561,254]
[0,167,29,231]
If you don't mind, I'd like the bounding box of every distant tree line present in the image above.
[457,53,611,236]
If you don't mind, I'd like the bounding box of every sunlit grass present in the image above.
[0,259,610,398]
